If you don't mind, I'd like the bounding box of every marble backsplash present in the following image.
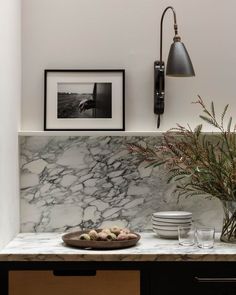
[20,136,223,233]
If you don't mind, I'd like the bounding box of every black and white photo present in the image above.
[44,70,125,131]
[57,83,112,119]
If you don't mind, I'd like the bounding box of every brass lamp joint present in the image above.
[173,35,181,42]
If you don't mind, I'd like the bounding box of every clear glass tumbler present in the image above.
[196,227,215,249]
[178,225,195,246]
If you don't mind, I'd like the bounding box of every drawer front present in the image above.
[150,262,236,295]
[195,277,236,295]
[9,270,140,295]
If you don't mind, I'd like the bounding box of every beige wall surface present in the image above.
[21,0,236,132]
[0,0,21,248]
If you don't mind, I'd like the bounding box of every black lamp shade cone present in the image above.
[166,41,195,77]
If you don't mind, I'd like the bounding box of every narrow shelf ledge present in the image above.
[18,131,165,137]
[18,130,221,137]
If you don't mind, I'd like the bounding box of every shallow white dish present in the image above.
[152,217,192,224]
[152,220,192,227]
[152,211,192,219]
[152,224,178,231]
[152,224,191,231]
[153,228,178,239]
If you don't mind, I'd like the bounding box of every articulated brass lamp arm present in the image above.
[160,6,178,66]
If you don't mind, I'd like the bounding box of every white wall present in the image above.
[22,0,236,131]
[0,0,21,248]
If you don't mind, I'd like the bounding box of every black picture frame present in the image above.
[44,69,125,131]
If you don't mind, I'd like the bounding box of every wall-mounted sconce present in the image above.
[154,6,195,128]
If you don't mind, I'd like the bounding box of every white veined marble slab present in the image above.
[20,136,224,233]
[0,232,235,262]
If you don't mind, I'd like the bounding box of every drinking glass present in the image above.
[178,225,195,246]
[196,227,215,249]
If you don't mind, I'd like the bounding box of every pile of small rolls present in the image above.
[78,226,138,241]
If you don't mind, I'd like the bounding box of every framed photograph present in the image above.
[44,69,125,131]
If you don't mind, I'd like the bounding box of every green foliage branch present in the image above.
[128,96,236,202]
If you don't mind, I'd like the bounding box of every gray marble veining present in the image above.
[20,136,223,233]
[0,233,235,262]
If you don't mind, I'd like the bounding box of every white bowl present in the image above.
[152,217,192,224]
[153,228,178,239]
[152,211,192,219]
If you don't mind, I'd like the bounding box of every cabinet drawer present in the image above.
[9,270,140,295]
[150,262,236,295]
[195,277,236,295]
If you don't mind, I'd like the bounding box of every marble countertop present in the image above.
[0,232,235,262]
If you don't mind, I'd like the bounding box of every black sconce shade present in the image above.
[166,41,195,77]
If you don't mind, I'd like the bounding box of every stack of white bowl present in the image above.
[152,211,192,239]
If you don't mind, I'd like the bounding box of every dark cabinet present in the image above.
[2,261,236,295]
[150,262,236,295]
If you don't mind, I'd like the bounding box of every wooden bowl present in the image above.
[62,229,141,250]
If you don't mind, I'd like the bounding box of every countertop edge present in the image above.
[1,253,236,262]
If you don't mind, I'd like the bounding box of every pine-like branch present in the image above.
[127,97,236,201]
